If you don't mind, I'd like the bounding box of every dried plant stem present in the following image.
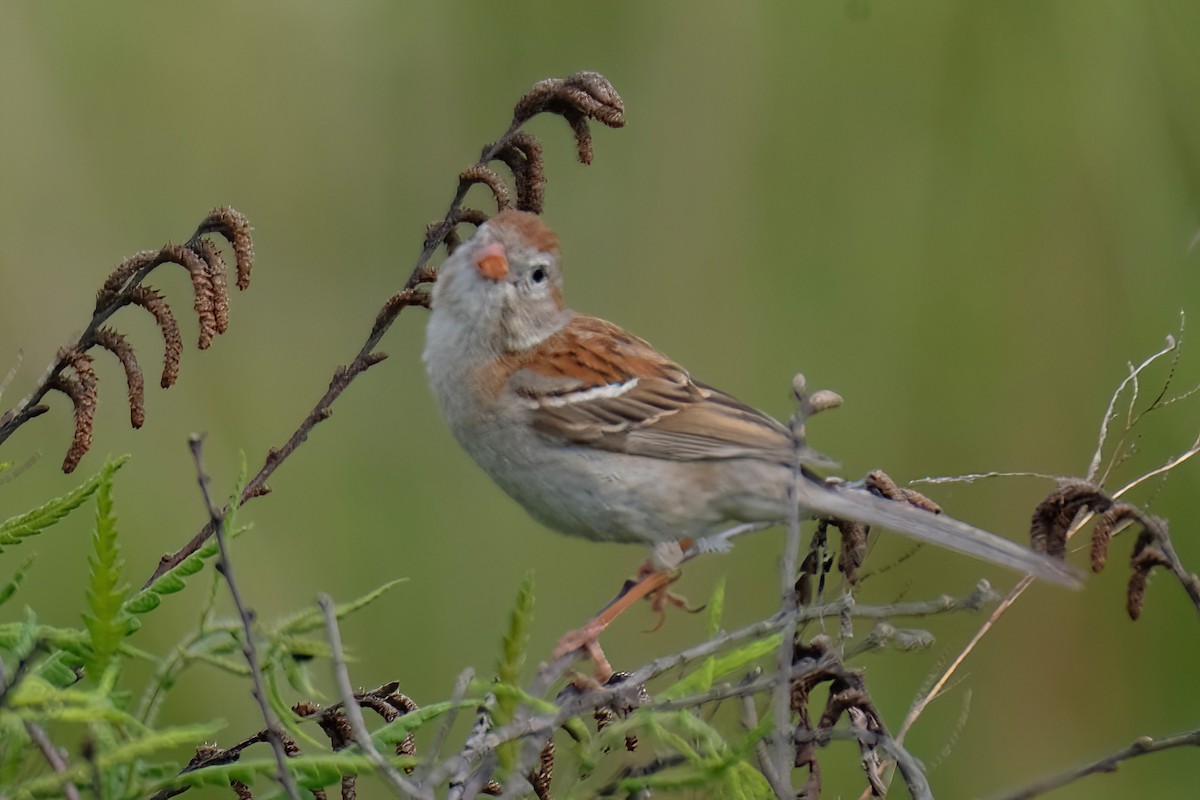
[992,727,1200,800]
[896,576,1033,748]
[317,593,430,800]
[187,434,300,800]
[24,721,82,800]
[798,728,932,800]
[740,688,786,794]
[421,667,476,778]
[1087,331,1178,482]
[767,395,807,796]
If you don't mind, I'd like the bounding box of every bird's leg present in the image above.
[553,566,681,681]
[555,539,715,680]
[637,557,705,633]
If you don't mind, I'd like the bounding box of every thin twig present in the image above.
[910,471,1067,486]
[896,576,1034,747]
[739,679,786,793]
[188,434,300,800]
[317,592,430,800]
[902,436,1200,753]
[432,579,990,793]
[991,726,1200,800]
[797,728,932,800]
[1087,331,1178,483]
[767,377,812,796]
[421,667,475,781]
[23,721,82,800]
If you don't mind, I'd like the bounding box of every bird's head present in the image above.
[430,210,571,353]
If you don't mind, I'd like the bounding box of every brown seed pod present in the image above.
[49,349,98,473]
[190,237,231,334]
[127,286,183,388]
[511,71,626,165]
[1030,482,1109,557]
[92,327,145,428]
[193,207,254,291]
[493,132,545,213]
[459,164,511,210]
[95,249,161,310]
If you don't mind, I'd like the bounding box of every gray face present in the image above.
[432,220,570,354]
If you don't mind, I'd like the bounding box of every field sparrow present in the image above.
[423,211,1079,630]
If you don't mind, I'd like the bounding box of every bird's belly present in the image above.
[461,423,765,544]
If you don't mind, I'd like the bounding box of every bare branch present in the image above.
[1087,329,1179,483]
[187,434,300,800]
[24,721,82,800]
[993,727,1200,800]
[93,328,145,428]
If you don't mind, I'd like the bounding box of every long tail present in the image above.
[792,475,1082,588]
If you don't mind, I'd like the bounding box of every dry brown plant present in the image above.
[0,208,253,472]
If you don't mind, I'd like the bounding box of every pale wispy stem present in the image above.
[188,434,300,800]
[317,592,430,800]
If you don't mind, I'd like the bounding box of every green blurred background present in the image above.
[2,2,1199,796]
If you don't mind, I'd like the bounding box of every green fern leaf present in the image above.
[265,665,325,750]
[493,571,534,773]
[11,606,37,662]
[81,459,133,677]
[369,698,484,748]
[0,621,153,663]
[0,455,128,554]
[10,721,222,797]
[189,650,253,676]
[707,576,726,638]
[124,522,251,614]
[273,578,408,635]
[152,752,417,795]
[0,713,31,786]
[0,554,35,607]
[497,571,535,691]
[659,633,781,701]
[32,650,80,688]
[281,648,319,697]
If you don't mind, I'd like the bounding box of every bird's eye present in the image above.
[530,267,547,284]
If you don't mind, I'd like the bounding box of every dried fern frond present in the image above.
[47,349,98,473]
[93,328,145,428]
[191,206,254,291]
[127,287,183,388]
[0,207,255,473]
